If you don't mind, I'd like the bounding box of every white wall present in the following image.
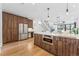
[0,4,2,48]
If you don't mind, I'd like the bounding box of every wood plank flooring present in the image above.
[0,38,53,56]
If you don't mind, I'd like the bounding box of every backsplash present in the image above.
[33,17,79,33]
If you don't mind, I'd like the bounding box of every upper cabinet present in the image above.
[28,20,33,28]
[17,16,33,28]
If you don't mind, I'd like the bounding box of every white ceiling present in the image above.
[2,3,79,21]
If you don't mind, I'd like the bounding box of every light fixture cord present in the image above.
[47,8,50,18]
[66,0,68,12]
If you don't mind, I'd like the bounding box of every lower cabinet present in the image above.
[56,37,78,56]
[62,38,66,56]
[34,34,79,56]
[50,43,57,55]
[77,40,79,55]
[34,34,39,46]
[57,37,63,56]
[34,34,42,47]
[50,36,58,55]
[42,43,50,52]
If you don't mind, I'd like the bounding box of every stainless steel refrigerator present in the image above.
[19,24,28,40]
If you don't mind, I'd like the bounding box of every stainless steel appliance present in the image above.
[19,24,28,40]
[42,35,53,45]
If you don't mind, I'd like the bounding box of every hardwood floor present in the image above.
[0,38,53,56]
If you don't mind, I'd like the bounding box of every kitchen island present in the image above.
[34,32,79,56]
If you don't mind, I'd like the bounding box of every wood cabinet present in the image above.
[42,42,50,52]
[50,36,58,55]
[12,15,18,41]
[77,40,79,55]
[3,12,33,44]
[28,20,33,28]
[17,16,33,28]
[62,38,66,56]
[34,34,79,56]
[57,37,63,56]
[34,34,42,47]
[55,36,78,56]
[34,34,38,45]
[3,12,10,43]
[3,12,18,44]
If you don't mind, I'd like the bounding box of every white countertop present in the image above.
[34,31,79,39]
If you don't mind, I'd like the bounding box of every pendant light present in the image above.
[66,2,69,15]
[47,8,50,18]
[47,8,50,20]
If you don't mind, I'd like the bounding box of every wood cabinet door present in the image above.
[3,13,9,43]
[12,15,18,41]
[69,39,74,56]
[8,14,13,42]
[44,43,51,52]
[50,44,56,55]
[34,34,42,47]
[51,36,58,55]
[28,20,33,28]
[3,12,19,43]
[8,14,18,42]
[36,34,40,46]
[74,39,79,56]
[34,34,37,45]
[3,13,12,43]
[37,34,41,46]
[50,36,57,55]
[77,40,79,55]
[70,39,78,56]
[62,38,66,56]
[57,37,63,56]
[37,34,43,47]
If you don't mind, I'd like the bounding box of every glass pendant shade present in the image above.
[66,12,69,15]
[66,8,69,15]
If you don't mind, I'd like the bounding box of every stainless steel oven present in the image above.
[42,35,53,45]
